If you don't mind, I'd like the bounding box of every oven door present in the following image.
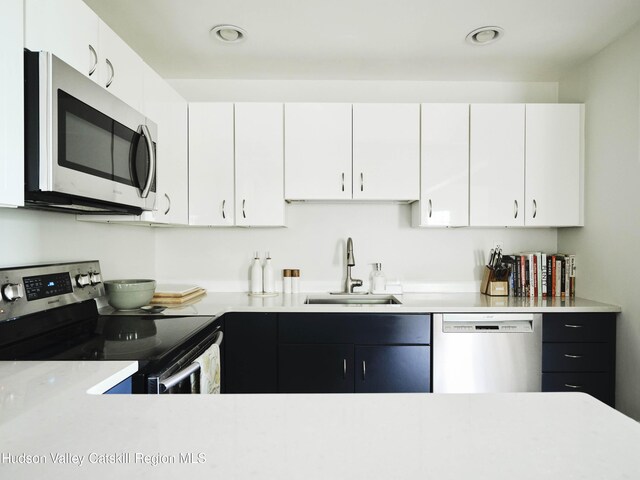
[29,51,156,211]
[145,327,223,394]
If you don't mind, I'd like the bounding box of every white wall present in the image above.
[558,23,640,420]
[170,79,558,103]
[0,208,155,280]
[162,75,560,292]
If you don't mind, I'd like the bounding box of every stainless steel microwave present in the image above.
[24,50,156,215]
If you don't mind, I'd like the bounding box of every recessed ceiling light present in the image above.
[210,25,247,44]
[466,26,504,46]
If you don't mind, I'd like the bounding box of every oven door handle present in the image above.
[159,330,223,393]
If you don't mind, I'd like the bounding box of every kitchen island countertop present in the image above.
[0,360,639,479]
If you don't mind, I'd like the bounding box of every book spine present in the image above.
[525,257,530,297]
[553,255,561,297]
[537,253,542,297]
[541,253,547,298]
[520,255,526,297]
[547,254,553,297]
[560,256,566,298]
[570,255,576,298]
[531,253,538,297]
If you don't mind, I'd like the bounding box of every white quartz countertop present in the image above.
[100,292,621,317]
[1,361,639,479]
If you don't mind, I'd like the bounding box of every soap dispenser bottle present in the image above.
[250,251,263,294]
[370,263,386,294]
[263,252,275,293]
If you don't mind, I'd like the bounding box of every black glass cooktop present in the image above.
[0,300,217,364]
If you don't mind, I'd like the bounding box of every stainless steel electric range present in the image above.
[0,261,222,394]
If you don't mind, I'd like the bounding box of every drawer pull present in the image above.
[564,354,583,359]
[564,383,583,389]
[564,324,583,328]
[362,360,366,381]
[343,359,347,379]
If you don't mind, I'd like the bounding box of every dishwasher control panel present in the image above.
[441,314,535,333]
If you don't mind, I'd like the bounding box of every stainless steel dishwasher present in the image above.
[433,313,542,393]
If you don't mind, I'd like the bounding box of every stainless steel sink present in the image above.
[305,295,402,305]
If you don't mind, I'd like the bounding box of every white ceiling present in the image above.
[83,0,640,81]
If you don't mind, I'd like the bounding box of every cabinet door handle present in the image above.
[105,58,114,88]
[164,193,171,215]
[343,359,347,379]
[564,383,583,389]
[360,173,364,192]
[564,354,583,359]
[564,324,583,328]
[88,44,98,77]
[242,199,246,219]
[361,360,366,381]
[532,199,537,219]
[514,200,518,219]
[222,199,226,219]
[428,199,433,218]
[341,172,345,192]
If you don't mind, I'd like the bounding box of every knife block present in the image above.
[480,266,509,296]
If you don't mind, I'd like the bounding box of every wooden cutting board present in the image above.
[153,284,201,298]
[151,288,206,305]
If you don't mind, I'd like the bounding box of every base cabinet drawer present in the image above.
[542,343,613,372]
[542,372,614,407]
[542,314,616,342]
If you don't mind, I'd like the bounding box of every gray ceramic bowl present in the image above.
[104,279,156,310]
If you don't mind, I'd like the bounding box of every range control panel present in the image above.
[0,261,104,322]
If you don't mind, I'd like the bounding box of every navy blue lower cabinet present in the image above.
[279,344,354,393]
[223,313,278,393]
[278,313,432,393]
[541,313,616,407]
[355,345,431,393]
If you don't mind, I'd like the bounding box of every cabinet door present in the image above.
[285,103,352,200]
[98,20,144,110]
[224,313,278,393]
[141,67,188,224]
[279,345,354,393]
[525,104,584,226]
[352,104,420,201]
[414,104,469,227]
[25,0,100,82]
[0,0,24,207]
[355,346,431,393]
[470,104,525,226]
[189,103,235,226]
[235,103,285,226]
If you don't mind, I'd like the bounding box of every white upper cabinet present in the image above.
[285,103,352,200]
[0,0,24,208]
[352,104,420,201]
[470,104,525,227]
[525,104,584,227]
[98,20,144,111]
[25,0,100,82]
[189,103,235,227]
[25,0,145,111]
[413,104,469,227]
[140,66,188,225]
[235,103,285,227]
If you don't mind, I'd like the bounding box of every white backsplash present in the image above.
[154,203,558,292]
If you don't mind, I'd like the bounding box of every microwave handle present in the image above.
[138,124,156,199]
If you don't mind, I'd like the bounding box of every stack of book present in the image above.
[501,253,576,298]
